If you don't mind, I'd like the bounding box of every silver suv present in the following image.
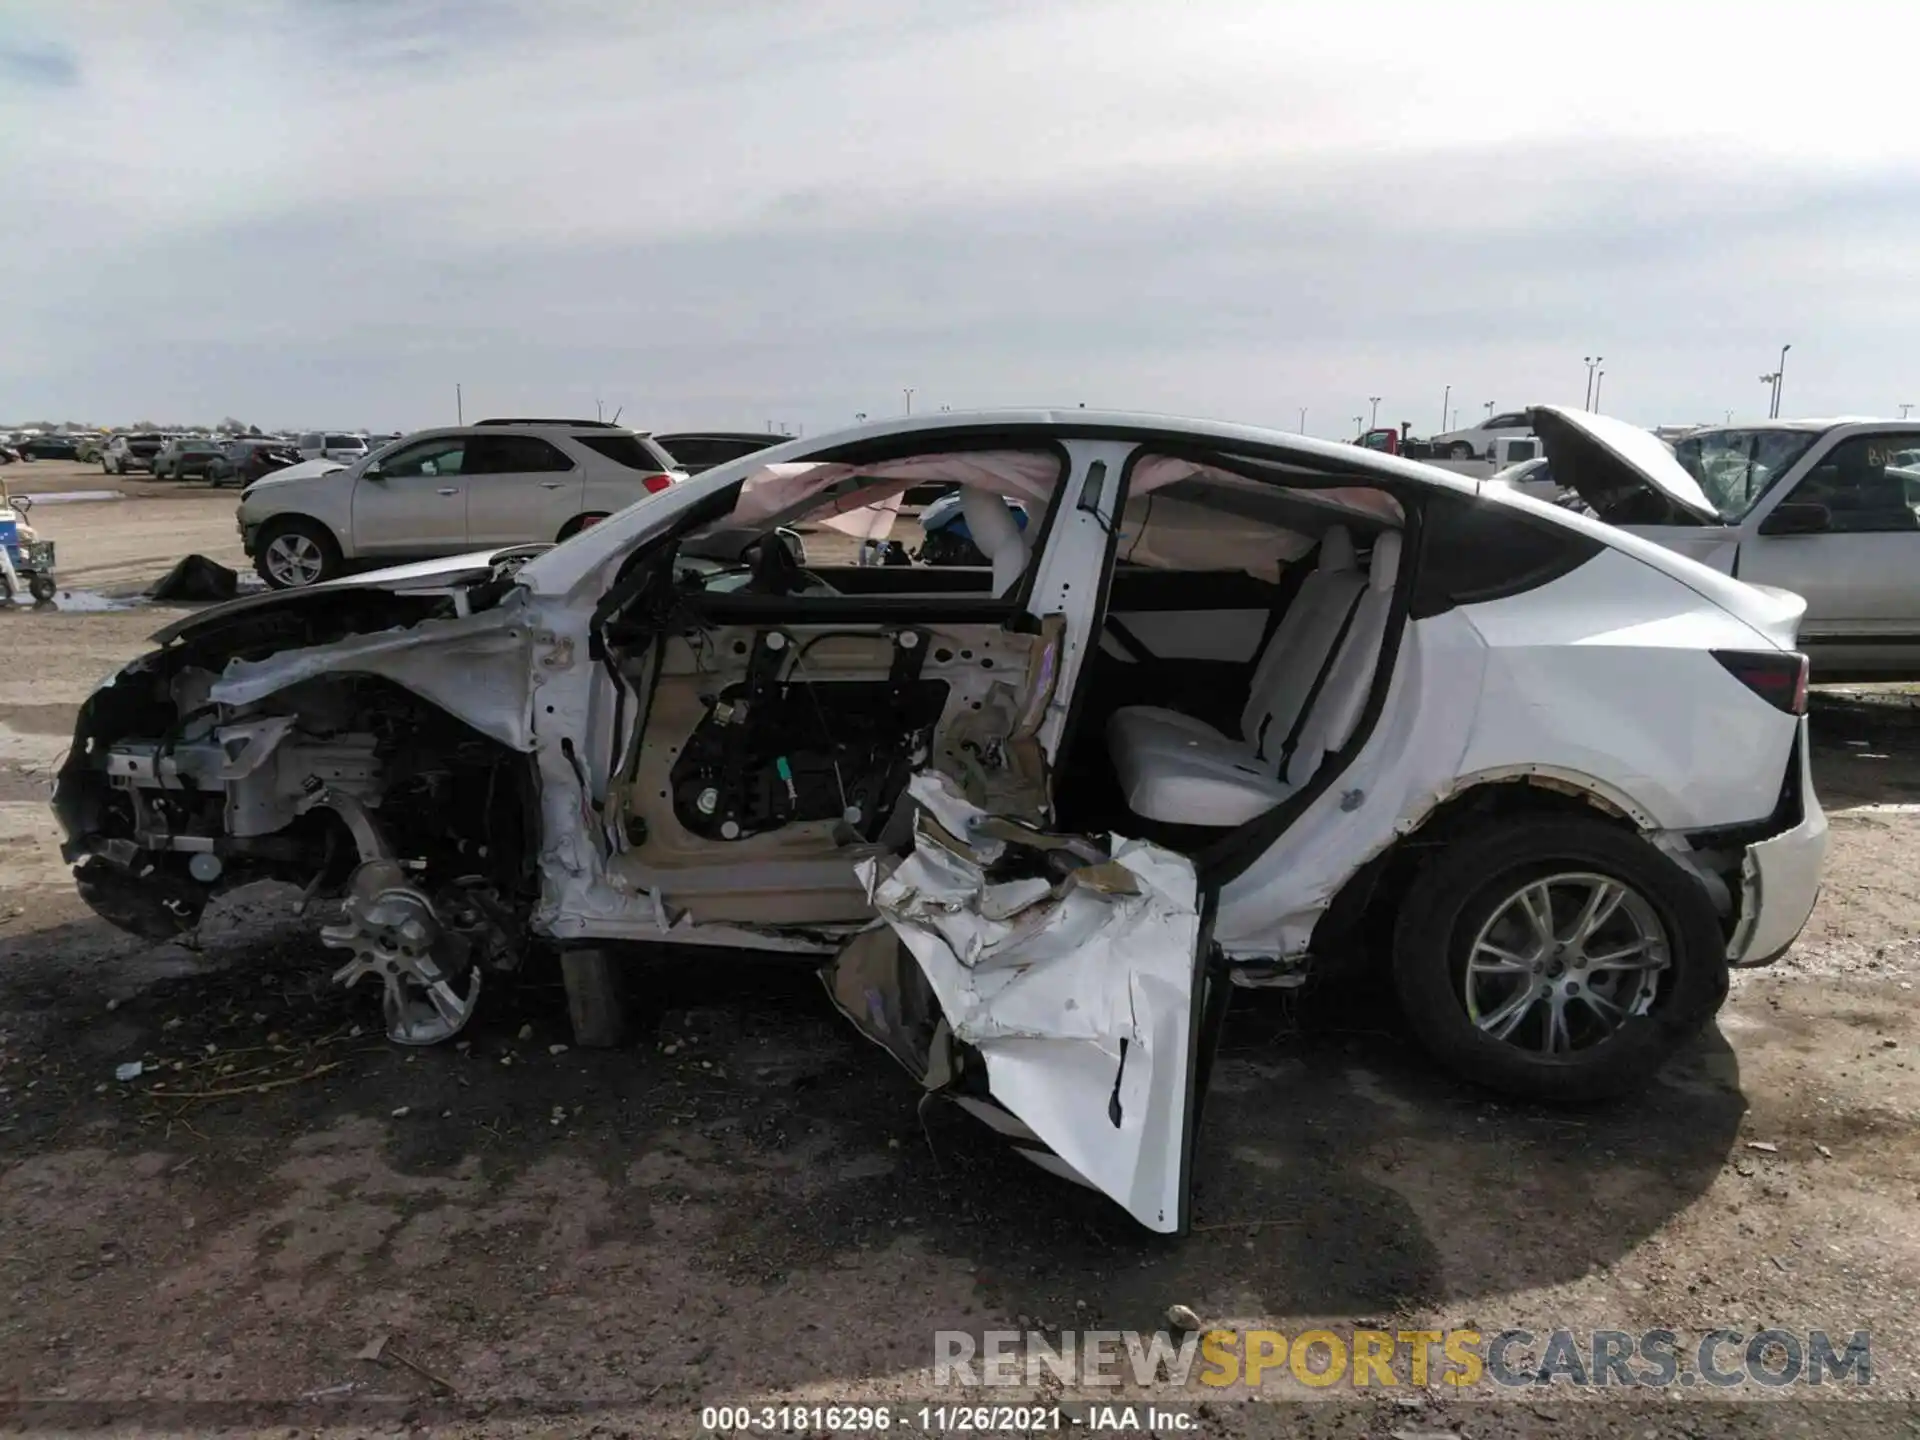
[239,419,685,588]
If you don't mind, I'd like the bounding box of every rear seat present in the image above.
[1106,529,1401,827]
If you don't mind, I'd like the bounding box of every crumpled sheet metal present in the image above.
[209,606,535,752]
[855,772,1201,1229]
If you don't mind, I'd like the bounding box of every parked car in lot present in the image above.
[1487,455,1566,503]
[151,436,227,480]
[204,438,302,488]
[100,433,165,475]
[655,431,788,474]
[296,432,371,464]
[1529,409,1920,678]
[56,408,1825,1232]
[239,418,684,587]
[1430,409,1534,460]
[15,433,81,461]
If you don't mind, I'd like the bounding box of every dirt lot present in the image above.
[3,472,1919,1436]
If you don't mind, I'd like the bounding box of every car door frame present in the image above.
[1733,422,1920,667]
[348,435,472,558]
[462,433,585,547]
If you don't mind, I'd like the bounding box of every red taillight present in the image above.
[579,514,603,529]
[642,472,674,494]
[1713,650,1808,716]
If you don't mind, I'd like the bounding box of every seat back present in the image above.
[1284,531,1402,783]
[1236,526,1367,755]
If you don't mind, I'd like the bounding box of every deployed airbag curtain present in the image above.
[830,773,1211,1233]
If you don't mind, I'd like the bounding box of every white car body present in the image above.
[1528,408,1920,678]
[56,409,1825,1234]
[239,421,685,587]
[1429,409,1533,460]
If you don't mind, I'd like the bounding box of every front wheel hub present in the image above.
[321,860,482,1045]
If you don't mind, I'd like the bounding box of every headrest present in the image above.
[1317,525,1355,573]
[1367,531,1402,593]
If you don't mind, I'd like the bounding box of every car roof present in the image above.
[517,407,1485,594]
[658,430,790,443]
[1683,416,1891,434]
[389,422,653,442]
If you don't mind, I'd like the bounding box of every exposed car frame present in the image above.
[52,409,1825,1232]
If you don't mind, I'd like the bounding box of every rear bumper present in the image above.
[1726,718,1827,967]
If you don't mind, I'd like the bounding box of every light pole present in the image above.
[903,387,915,416]
[1901,403,1914,420]
[1593,371,1605,409]
[1298,407,1307,434]
[1441,384,1450,434]
[855,411,868,423]
[1759,372,1779,414]
[1483,401,1496,422]
[1368,396,1381,428]
[1351,414,1364,436]
[1772,344,1791,418]
[1583,355,1604,411]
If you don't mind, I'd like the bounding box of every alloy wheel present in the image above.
[1462,872,1669,1054]
[264,532,326,587]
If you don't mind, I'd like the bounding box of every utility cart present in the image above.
[0,482,57,604]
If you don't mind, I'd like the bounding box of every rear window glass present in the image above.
[579,434,671,472]
[324,434,362,447]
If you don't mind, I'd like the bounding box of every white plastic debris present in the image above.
[114,1062,144,1082]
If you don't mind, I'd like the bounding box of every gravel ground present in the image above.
[3,477,1919,1437]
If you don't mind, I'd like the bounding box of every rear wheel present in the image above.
[1448,440,1474,460]
[1391,816,1728,1102]
[255,517,342,589]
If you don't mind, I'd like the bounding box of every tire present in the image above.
[1448,441,1475,460]
[556,511,609,542]
[28,574,56,605]
[254,517,343,589]
[1391,816,1728,1103]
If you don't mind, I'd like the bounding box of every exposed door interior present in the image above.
[592,442,1408,924]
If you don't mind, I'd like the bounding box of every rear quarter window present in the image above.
[1409,490,1603,619]
[578,434,674,472]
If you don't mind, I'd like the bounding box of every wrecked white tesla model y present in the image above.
[54,410,1826,1232]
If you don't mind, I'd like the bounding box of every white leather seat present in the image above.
[1107,530,1401,827]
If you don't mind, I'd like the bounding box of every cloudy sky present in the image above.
[3,0,1917,436]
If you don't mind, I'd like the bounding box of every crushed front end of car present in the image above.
[52,565,545,1044]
